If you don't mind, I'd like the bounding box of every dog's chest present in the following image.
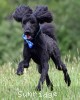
[30,47,42,64]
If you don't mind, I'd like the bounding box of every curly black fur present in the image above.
[34,5,53,23]
[13,5,71,91]
[40,23,56,41]
[12,5,33,22]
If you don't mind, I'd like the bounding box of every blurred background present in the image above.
[0,0,80,65]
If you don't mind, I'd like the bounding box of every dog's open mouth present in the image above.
[24,33,32,40]
[26,34,32,39]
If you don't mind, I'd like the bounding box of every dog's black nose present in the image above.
[24,30,31,34]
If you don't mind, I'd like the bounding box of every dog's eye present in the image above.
[23,20,26,25]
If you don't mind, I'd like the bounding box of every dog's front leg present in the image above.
[17,60,24,75]
[36,62,49,91]
[17,43,31,75]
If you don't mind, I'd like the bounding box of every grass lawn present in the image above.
[0,56,80,100]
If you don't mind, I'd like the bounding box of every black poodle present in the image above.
[13,5,71,91]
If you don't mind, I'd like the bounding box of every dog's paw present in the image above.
[16,67,24,76]
[64,73,71,86]
[50,83,53,91]
[47,83,53,91]
[16,71,23,75]
[35,86,41,91]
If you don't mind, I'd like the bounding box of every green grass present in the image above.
[0,56,80,100]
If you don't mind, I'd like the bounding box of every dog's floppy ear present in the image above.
[34,5,53,23]
[12,5,33,22]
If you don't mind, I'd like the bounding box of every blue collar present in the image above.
[22,29,40,48]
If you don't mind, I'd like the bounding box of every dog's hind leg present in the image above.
[37,65,53,91]
[37,65,42,74]
[36,63,49,91]
[51,49,71,86]
[46,74,53,91]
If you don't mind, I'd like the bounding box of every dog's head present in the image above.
[22,13,39,40]
[13,5,53,40]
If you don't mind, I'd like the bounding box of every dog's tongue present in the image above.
[26,34,31,39]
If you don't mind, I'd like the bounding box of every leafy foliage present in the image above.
[0,0,80,64]
[0,21,23,64]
